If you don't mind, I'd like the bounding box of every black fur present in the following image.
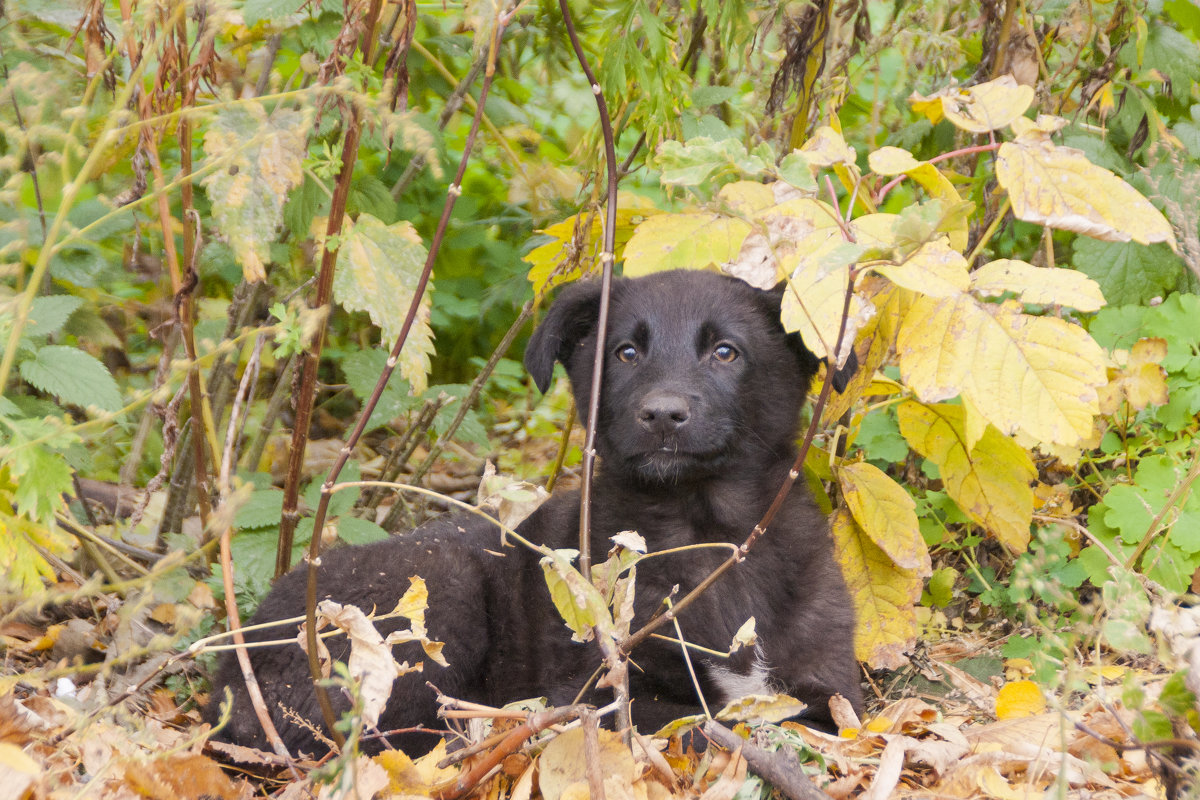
[206,269,861,755]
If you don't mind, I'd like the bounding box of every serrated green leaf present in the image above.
[199,102,309,282]
[1072,239,1182,306]
[305,462,362,518]
[24,295,83,339]
[333,214,435,394]
[234,489,285,531]
[341,349,416,431]
[241,0,304,26]
[10,447,73,524]
[284,175,325,240]
[19,345,122,412]
[334,517,389,546]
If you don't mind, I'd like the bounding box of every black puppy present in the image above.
[206,270,862,755]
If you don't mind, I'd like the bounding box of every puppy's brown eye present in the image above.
[616,344,639,363]
[713,343,738,363]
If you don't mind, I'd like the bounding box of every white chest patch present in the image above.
[706,645,777,704]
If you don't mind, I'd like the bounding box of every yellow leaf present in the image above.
[908,76,1035,133]
[333,215,435,394]
[896,401,1035,552]
[873,238,970,297]
[524,204,655,299]
[994,679,1046,719]
[831,509,922,669]
[1102,338,1170,412]
[838,461,930,574]
[716,181,778,215]
[996,124,1177,248]
[538,728,634,800]
[970,259,1106,311]
[779,231,868,362]
[376,739,458,795]
[867,148,965,247]
[798,125,857,168]
[821,283,897,423]
[897,294,1106,446]
[622,213,753,277]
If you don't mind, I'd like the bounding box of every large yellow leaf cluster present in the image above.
[530,75,1175,668]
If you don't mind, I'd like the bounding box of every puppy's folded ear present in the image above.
[524,280,607,393]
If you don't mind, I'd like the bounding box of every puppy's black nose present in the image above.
[638,392,690,434]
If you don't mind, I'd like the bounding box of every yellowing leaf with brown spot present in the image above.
[831,508,922,669]
[996,125,1177,247]
[908,75,1035,133]
[525,204,656,299]
[873,238,970,297]
[897,401,1035,552]
[333,214,435,394]
[897,294,1106,446]
[970,259,1106,311]
[838,461,930,574]
[199,102,309,282]
[994,680,1046,719]
[623,213,753,277]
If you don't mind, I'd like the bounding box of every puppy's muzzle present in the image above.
[637,391,691,437]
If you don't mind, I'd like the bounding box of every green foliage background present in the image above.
[1,0,1199,740]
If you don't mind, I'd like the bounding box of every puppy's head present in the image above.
[525,270,818,485]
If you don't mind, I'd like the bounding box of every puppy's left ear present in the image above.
[524,280,606,394]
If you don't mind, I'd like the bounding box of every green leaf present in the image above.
[691,85,739,107]
[540,549,611,643]
[49,244,109,288]
[1088,305,1149,351]
[1159,671,1197,718]
[234,489,285,531]
[1101,572,1151,653]
[199,102,309,282]
[24,295,83,339]
[283,175,325,240]
[341,349,416,431]
[333,214,435,394]
[1132,710,1173,742]
[305,462,362,519]
[19,345,122,412]
[1127,22,1200,93]
[654,137,769,188]
[1144,294,1200,377]
[242,0,303,26]
[926,567,958,608]
[335,517,389,546]
[1071,239,1182,306]
[11,447,73,524]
